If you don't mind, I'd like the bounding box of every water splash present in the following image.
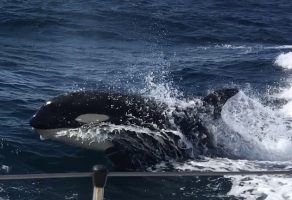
[141,72,182,104]
[205,91,292,160]
[275,52,292,69]
[151,157,292,200]
[56,122,193,161]
[273,52,292,117]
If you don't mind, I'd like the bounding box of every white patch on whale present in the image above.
[75,114,110,123]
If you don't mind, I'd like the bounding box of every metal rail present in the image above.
[109,170,292,177]
[0,166,291,200]
[1,170,292,180]
[0,172,91,180]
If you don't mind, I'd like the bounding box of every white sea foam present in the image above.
[274,52,292,69]
[141,73,183,107]
[202,44,292,51]
[152,158,292,200]
[218,92,292,160]
[272,50,292,117]
[281,101,292,118]
[56,123,185,143]
[210,89,292,199]
[56,122,193,157]
[0,165,10,173]
[272,45,292,49]
[216,44,292,50]
[198,44,292,56]
[276,84,292,117]
[278,87,292,100]
[229,175,292,200]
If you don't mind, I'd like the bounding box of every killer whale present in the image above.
[30,88,239,169]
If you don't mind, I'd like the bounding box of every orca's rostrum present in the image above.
[30,89,239,170]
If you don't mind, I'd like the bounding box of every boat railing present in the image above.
[0,165,291,200]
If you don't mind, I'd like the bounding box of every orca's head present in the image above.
[30,91,114,151]
[30,91,111,129]
[30,99,82,130]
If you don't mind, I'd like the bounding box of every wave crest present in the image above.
[275,52,292,69]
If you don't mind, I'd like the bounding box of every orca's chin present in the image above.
[32,127,114,152]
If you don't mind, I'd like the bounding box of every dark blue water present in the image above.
[1,1,292,199]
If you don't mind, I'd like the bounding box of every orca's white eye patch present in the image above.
[75,114,110,123]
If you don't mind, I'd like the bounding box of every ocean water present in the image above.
[1,0,292,199]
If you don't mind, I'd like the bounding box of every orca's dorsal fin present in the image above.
[203,88,239,106]
[203,88,239,119]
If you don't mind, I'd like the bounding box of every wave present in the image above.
[151,157,292,200]
[274,51,292,119]
[214,44,292,50]
[275,52,292,69]
[196,44,292,57]
[219,92,292,160]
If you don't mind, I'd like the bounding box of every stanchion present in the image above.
[92,165,108,200]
